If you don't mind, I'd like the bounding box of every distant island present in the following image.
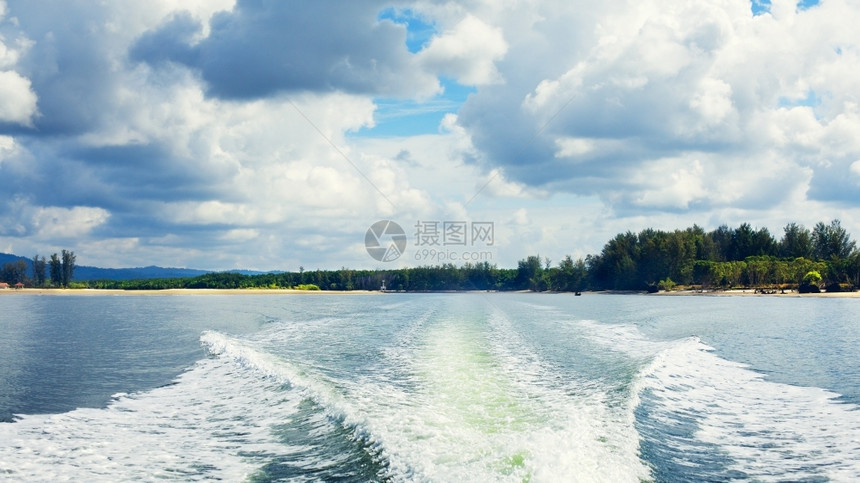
[1,220,858,294]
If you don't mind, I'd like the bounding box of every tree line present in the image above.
[8,220,859,293]
[82,219,859,293]
[85,262,519,292]
[581,220,858,292]
[1,250,76,288]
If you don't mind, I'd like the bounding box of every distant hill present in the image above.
[0,253,34,272]
[0,253,212,281]
[74,265,211,280]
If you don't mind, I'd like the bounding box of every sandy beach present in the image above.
[0,288,382,296]
[2,287,858,297]
[652,288,860,298]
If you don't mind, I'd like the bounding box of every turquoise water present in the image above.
[0,293,858,481]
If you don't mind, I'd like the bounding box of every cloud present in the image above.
[0,4,37,126]
[0,192,108,239]
[0,134,16,162]
[131,0,439,100]
[1,0,859,271]
[0,0,434,268]
[417,14,508,86]
[0,70,37,125]
[4,0,232,135]
[457,0,860,217]
[852,160,860,179]
[629,158,707,211]
[32,205,110,238]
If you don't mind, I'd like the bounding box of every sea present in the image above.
[0,292,858,482]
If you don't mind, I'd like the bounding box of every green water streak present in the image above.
[414,307,539,478]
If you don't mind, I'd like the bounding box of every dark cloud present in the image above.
[92,210,227,241]
[131,0,436,100]
[4,0,120,135]
[457,66,740,195]
[458,84,665,192]
[457,85,555,178]
[128,12,202,67]
[0,136,228,241]
[807,163,860,205]
[67,143,232,202]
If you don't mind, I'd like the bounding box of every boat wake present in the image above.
[636,336,860,481]
[3,295,858,482]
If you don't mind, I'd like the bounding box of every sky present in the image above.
[0,0,859,271]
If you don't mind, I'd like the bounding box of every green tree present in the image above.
[692,260,715,288]
[1,260,28,285]
[657,278,676,291]
[338,267,355,291]
[554,255,588,292]
[32,255,47,287]
[730,223,756,261]
[803,270,822,286]
[594,232,640,289]
[49,253,62,287]
[787,257,823,286]
[516,255,544,291]
[779,223,813,259]
[637,229,670,286]
[744,257,766,287]
[668,228,698,284]
[708,224,734,261]
[812,219,856,260]
[847,250,860,287]
[772,259,792,289]
[730,223,777,260]
[725,260,746,287]
[826,256,856,286]
[61,250,76,287]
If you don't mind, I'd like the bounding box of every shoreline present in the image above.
[1,288,858,298]
[651,288,860,298]
[0,288,382,296]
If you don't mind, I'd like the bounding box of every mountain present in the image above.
[74,265,211,280]
[0,253,33,271]
[0,253,211,281]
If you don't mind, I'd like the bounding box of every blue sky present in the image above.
[752,0,820,15]
[378,7,436,54]
[350,78,476,138]
[355,9,476,138]
[1,0,859,271]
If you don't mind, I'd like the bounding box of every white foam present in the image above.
[638,337,860,480]
[200,312,654,481]
[200,330,353,422]
[574,318,676,359]
[486,307,652,482]
[0,343,305,481]
[331,305,654,482]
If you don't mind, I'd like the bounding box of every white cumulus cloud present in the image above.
[417,14,508,86]
[2,0,860,270]
[32,206,110,239]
